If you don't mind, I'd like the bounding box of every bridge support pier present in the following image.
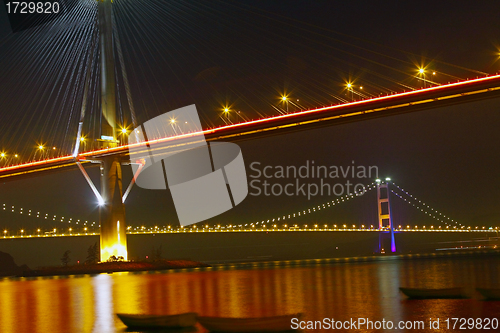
[377,179,396,253]
[99,156,128,261]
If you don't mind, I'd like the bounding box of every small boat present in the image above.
[198,313,302,332]
[399,287,466,299]
[476,288,500,300]
[116,312,198,328]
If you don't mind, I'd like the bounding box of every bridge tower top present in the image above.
[98,0,118,147]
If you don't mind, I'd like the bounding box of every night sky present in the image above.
[0,0,500,243]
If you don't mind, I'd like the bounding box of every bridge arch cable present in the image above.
[0,0,489,166]
[0,0,98,161]
[227,181,378,229]
[389,181,464,228]
[213,0,487,79]
[0,202,98,231]
[109,0,459,130]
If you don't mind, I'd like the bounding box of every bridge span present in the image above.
[0,228,497,267]
[1,74,500,181]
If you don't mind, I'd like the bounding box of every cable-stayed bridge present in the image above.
[0,0,499,261]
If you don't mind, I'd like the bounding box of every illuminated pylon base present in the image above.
[100,156,128,261]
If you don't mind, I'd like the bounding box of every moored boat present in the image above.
[198,313,303,332]
[116,312,198,328]
[476,288,500,300]
[399,287,466,299]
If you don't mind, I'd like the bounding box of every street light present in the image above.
[346,83,353,101]
[223,107,231,122]
[281,96,289,112]
[418,68,425,88]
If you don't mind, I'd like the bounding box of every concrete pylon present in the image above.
[98,0,117,140]
[98,0,127,261]
[99,156,127,260]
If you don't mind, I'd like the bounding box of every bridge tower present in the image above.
[376,178,396,253]
[97,0,127,261]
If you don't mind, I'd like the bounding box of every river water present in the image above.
[1,255,499,332]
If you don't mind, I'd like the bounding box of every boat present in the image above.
[116,312,198,328]
[476,288,500,300]
[399,287,466,299]
[197,313,302,332]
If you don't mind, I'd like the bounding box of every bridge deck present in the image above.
[2,74,500,180]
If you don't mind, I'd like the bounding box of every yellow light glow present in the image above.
[0,153,5,157]
[101,244,128,261]
[281,96,287,101]
[224,108,229,113]
[121,128,127,134]
[80,137,85,142]
[419,68,424,74]
[38,145,44,150]
[347,83,352,88]
[170,119,176,124]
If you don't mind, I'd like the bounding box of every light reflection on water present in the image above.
[0,256,499,333]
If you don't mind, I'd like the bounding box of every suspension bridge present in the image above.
[1,178,498,261]
[0,0,499,262]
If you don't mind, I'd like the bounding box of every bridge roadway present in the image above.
[1,226,495,239]
[0,227,497,267]
[1,74,500,181]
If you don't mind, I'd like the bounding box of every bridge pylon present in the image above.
[96,0,128,261]
[75,0,128,262]
[376,178,396,253]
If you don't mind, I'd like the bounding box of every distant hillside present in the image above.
[0,251,29,277]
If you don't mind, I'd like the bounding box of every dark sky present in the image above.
[1,0,500,240]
